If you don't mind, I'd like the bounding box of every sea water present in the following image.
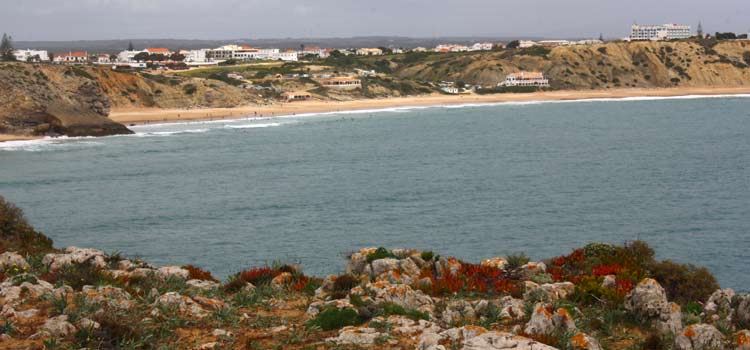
[1,96,749,289]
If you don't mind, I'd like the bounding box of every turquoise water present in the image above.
[1,96,749,289]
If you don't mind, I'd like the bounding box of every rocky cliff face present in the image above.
[394,40,750,89]
[0,63,132,137]
[0,63,258,137]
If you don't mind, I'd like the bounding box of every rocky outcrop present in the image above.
[674,324,726,350]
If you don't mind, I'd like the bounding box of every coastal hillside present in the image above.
[1,195,749,349]
[389,40,750,89]
[1,40,749,137]
[0,63,258,137]
[0,63,132,137]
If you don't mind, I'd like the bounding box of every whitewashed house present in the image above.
[499,71,549,87]
[14,49,49,62]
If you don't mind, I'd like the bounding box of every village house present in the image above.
[412,47,428,52]
[13,49,49,62]
[53,51,89,63]
[283,91,312,101]
[117,50,143,63]
[470,42,494,51]
[356,48,383,56]
[518,40,538,48]
[499,71,549,87]
[144,47,172,56]
[94,54,113,64]
[318,77,362,90]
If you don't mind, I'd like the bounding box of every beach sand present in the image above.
[109,86,750,126]
[0,134,41,142]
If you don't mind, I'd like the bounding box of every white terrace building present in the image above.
[14,49,49,62]
[630,24,691,41]
[499,71,549,87]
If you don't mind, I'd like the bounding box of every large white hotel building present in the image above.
[629,24,692,41]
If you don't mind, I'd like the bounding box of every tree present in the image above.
[133,51,150,62]
[128,41,134,51]
[1,33,16,61]
[169,53,185,62]
[697,22,704,37]
[599,33,604,42]
[715,32,737,40]
[506,40,520,49]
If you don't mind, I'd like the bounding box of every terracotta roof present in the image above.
[145,48,170,53]
[59,52,87,57]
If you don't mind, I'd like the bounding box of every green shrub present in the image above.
[506,253,530,270]
[377,302,430,321]
[307,308,362,331]
[366,247,396,263]
[649,260,718,305]
[743,52,750,65]
[421,251,435,261]
[182,84,197,95]
[0,196,54,255]
[329,274,360,299]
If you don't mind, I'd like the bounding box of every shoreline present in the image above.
[3,86,750,143]
[109,86,750,126]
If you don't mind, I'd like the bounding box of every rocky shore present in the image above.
[1,197,749,350]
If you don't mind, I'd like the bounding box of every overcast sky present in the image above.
[3,0,749,41]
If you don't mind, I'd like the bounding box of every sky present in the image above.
[2,0,749,41]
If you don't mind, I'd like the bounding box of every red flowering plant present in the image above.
[425,260,519,297]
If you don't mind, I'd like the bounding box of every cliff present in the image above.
[0,63,258,137]
[0,195,748,350]
[393,40,750,89]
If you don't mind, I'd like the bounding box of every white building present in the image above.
[630,24,691,41]
[356,48,383,56]
[499,71,549,87]
[14,49,49,62]
[117,50,143,62]
[53,52,88,63]
[518,40,538,48]
[470,43,494,51]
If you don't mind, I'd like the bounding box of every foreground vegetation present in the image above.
[1,195,748,350]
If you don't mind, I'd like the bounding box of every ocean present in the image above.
[1,96,749,290]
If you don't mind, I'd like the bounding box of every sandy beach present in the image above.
[109,86,750,125]
[0,134,42,142]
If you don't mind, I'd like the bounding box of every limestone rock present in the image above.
[0,252,30,272]
[524,282,575,302]
[601,275,616,289]
[734,330,750,350]
[186,279,220,290]
[43,247,107,270]
[524,303,577,336]
[734,294,750,325]
[154,292,208,317]
[704,288,735,319]
[499,296,526,322]
[326,326,385,346]
[569,332,602,350]
[157,266,190,279]
[82,285,133,309]
[625,278,670,319]
[656,302,684,336]
[39,315,77,338]
[462,331,560,350]
[271,272,293,290]
[674,324,726,350]
[352,281,434,314]
[481,257,508,270]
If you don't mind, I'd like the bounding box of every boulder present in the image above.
[345,248,378,275]
[524,282,575,302]
[735,294,750,325]
[704,288,735,319]
[524,303,577,336]
[270,272,293,290]
[154,292,208,317]
[734,330,750,350]
[569,332,602,350]
[371,258,400,277]
[43,247,107,270]
[157,266,190,279]
[0,252,30,272]
[625,278,670,319]
[656,302,683,336]
[499,296,526,322]
[326,326,385,346]
[674,324,726,350]
[39,315,77,338]
[82,285,133,309]
[186,279,220,290]
[481,257,508,270]
[352,281,434,314]
[441,300,476,325]
[462,331,560,350]
[601,275,616,289]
